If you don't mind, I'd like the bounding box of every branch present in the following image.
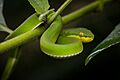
[0,0,111,54]
[62,0,110,24]
[0,27,45,53]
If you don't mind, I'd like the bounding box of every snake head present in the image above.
[78,28,94,43]
[61,28,94,43]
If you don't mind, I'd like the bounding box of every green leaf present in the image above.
[28,0,50,14]
[85,23,120,65]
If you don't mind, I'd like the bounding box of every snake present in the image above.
[5,11,94,58]
[40,15,94,58]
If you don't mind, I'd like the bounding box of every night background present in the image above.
[0,0,120,80]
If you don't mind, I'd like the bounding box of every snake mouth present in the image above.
[79,37,93,43]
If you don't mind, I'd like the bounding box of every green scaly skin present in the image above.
[4,11,94,58]
[40,15,94,58]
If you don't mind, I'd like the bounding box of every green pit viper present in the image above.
[5,11,94,58]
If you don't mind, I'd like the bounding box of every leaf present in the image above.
[85,23,120,65]
[0,0,13,33]
[0,24,13,33]
[0,0,6,25]
[28,0,50,14]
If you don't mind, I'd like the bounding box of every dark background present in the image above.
[0,0,120,80]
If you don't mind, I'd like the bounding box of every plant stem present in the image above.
[47,0,72,25]
[0,0,72,54]
[62,0,111,24]
[0,0,111,54]
[1,47,22,80]
[0,27,45,53]
[1,0,72,80]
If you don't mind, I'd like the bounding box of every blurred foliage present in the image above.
[85,23,120,65]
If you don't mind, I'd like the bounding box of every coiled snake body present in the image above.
[6,13,94,58]
[40,15,94,57]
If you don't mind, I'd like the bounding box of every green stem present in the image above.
[47,0,72,25]
[98,0,104,11]
[62,0,110,24]
[0,0,111,54]
[1,47,22,80]
[0,27,45,53]
[0,0,72,54]
[1,1,72,80]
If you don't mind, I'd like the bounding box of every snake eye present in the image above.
[79,32,84,36]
